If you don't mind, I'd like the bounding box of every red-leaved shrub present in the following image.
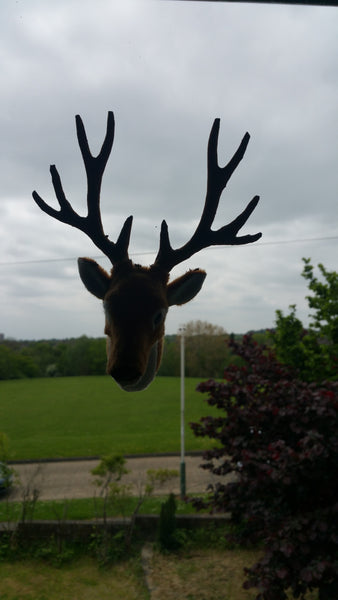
[190,335,338,600]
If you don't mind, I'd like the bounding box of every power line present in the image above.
[254,235,338,246]
[0,235,337,267]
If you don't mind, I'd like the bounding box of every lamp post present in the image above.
[179,327,186,499]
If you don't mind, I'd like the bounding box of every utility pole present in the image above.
[179,327,186,499]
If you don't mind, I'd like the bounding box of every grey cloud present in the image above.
[0,0,337,340]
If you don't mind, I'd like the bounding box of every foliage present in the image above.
[0,344,39,379]
[157,493,180,551]
[91,454,131,525]
[59,336,107,377]
[302,258,338,344]
[0,335,106,379]
[90,455,179,564]
[271,259,338,382]
[92,454,129,482]
[159,320,231,378]
[190,334,338,600]
[183,320,231,378]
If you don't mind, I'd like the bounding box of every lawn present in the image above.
[146,548,318,600]
[0,557,149,600]
[0,550,318,600]
[0,376,217,460]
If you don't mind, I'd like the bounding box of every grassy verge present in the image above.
[0,376,218,460]
[0,494,204,522]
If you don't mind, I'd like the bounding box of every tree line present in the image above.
[0,336,106,380]
[0,321,264,381]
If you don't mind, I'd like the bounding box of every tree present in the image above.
[158,321,231,378]
[23,341,62,377]
[182,320,229,378]
[0,336,108,379]
[302,258,338,345]
[57,336,106,376]
[272,259,338,381]
[0,345,38,379]
[158,336,180,376]
[272,305,327,382]
[190,335,338,600]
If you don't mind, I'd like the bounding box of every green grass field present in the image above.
[0,376,217,460]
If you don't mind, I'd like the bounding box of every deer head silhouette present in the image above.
[33,111,261,391]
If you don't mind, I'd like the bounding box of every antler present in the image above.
[154,119,261,272]
[32,111,133,265]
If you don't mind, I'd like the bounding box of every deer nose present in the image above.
[110,365,142,386]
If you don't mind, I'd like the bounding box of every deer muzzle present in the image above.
[107,340,161,392]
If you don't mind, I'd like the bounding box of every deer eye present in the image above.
[152,308,167,329]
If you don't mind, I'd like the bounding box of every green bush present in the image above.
[157,493,180,551]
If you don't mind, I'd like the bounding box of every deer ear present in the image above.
[167,269,206,306]
[77,257,111,299]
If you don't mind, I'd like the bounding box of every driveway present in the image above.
[6,455,223,502]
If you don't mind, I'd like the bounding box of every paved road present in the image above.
[6,455,223,502]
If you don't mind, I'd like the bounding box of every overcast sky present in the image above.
[0,0,337,341]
